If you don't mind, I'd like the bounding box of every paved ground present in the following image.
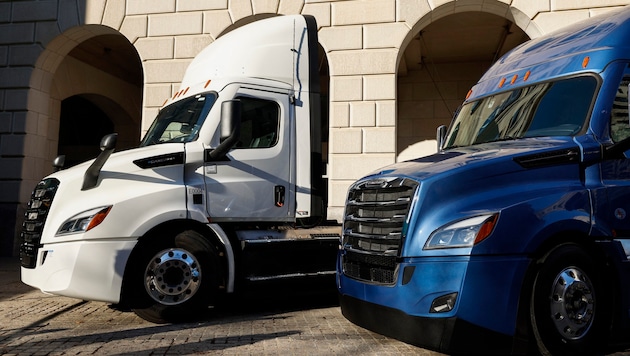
[2,256,630,356]
[0,257,437,355]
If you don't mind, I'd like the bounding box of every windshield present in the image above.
[140,93,217,146]
[443,76,597,149]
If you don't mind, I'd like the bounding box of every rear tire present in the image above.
[530,244,610,355]
[126,229,222,323]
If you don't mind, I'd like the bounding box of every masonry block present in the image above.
[136,37,174,60]
[319,26,362,52]
[149,13,203,36]
[0,3,10,23]
[9,44,42,67]
[330,76,362,102]
[364,23,409,49]
[279,0,304,15]
[363,127,395,153]
[330,128,362,153]
[0,23,35,45]
[120,15,148,43]
[4,89,28,111]
[144,59,190,83]
[0,134,25,156]
[85,0,106,24]
[327,49,397,76]
[364,74,395,100]
[0,112,11,133]
[12,111,37,135]
[330,102,350,127]
[144,84,174,107]
[0,67,32,88]
[332,0,395,26]
[102,0,126,30]
[175,35,213,59]
[177,0,228,12]
[303,2,331,27]
[127,0,176,15]
[252,0,280,14]
[376,100,396,126]
[350,101,376,127]
[12,0,58,22]
[396,0,432,24]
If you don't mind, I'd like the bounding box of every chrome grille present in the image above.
[20,178,59,268]
[341,177,418,284]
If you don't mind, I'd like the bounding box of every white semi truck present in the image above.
[20,14,339,323]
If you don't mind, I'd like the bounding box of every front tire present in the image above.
[530,244,610,355]
[126,229,222,323]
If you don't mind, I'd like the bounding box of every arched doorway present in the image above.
[396,11,530,161]
[29,26,143,173]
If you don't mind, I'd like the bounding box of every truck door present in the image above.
[204,88,293,222]
[601,69,630,236]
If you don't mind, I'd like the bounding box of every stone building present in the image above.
[1,0,629,256]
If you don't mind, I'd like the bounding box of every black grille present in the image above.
[20,178,59,268]
[341,177,418,284]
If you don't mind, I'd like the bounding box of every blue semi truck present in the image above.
[337,6,630,355]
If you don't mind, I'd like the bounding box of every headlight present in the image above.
[424,213,498,249]
[56,206,112,235]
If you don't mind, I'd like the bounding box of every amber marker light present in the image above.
[510,74,518,84]
[205,79,212,88]
[466,89,472,99]
[524,71,531,81]
[499,78,506,88]
[582,56,590,68]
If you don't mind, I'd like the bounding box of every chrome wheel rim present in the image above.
[144,248,201,305]
[549,266,595,340]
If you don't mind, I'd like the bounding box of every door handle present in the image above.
[274,185,285,207]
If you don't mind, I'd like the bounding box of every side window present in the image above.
[611,75,630,143]
[236,97,280,149]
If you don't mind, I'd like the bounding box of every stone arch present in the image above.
[27,24,143,177]
[395,1,532,161]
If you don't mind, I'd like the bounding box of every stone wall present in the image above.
[1,0,630,255]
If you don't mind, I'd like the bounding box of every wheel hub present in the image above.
[144,248,201,305]
[550,267,595,340]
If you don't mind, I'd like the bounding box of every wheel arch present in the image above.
[119,219,233,305]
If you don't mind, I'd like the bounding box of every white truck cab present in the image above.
[20,14,338,323]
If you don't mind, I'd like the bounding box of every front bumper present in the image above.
[21,238,137,303]
[337,254,530,354]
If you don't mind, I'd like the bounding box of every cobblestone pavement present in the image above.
[0,257,438,356]
[2,257,630,356]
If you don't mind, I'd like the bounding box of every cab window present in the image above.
[236,97,280,149]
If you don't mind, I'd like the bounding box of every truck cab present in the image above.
[338,6,630,355]
[20,14,339,324]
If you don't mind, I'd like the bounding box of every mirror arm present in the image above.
[82,133,118,190]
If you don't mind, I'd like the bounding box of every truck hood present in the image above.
[368,137,580,182]
[39,144,187,243]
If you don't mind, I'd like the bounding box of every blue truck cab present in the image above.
[337,6,630,355]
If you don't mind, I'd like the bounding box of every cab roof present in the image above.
[469,6,630,100]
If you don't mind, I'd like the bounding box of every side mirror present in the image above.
[207,100,242,161]
[52,155,65,172]
[436,125,447,153]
